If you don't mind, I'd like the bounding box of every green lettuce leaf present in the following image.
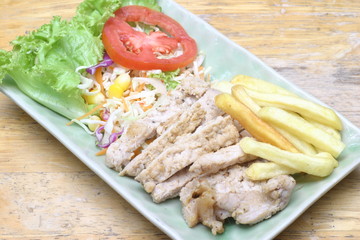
[121,0,161,11]
[74,0,122,37]
[3,17,105,119]
[0,0,123,119]
[0,0,162,119]
[150,69,181,90]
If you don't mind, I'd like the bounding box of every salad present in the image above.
[0,0,207,155]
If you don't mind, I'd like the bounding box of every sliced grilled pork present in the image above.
[188,143,253,175]
[135,116,240,193]
[151,166,198,203]
[105,76,209,171]
[120,102,206,177]
[180,164,296,235]
[151,143,254,203]
[121,88,224,177]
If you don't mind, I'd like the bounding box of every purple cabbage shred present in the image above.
[86,52,114,75]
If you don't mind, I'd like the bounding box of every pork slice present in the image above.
[196,88,224,123]
[156,88,223,136]
[151,143,254,203]
[105,76,208,171]
[180,178,224,235]
[189,143,254,175]
[120,102,206,177]
[179,165,296,235]
[151,166,199,203]
[156,76,210,135]
[122,88,224,177]
[105,120,156,171]
[177,74,210,99]
[135,116,240,193]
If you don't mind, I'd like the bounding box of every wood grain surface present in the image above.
[0,0,359,239]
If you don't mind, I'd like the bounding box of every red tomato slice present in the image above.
[102,5,198,71]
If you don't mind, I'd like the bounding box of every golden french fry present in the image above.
[232,85,301,173]
[214,93,299,153]
[304,117,342,140]
[246,162,299,181]
[258,107,345,157]
[273,126,317,155]
[231,86,317,155]
[245,88,342,130]
[230,74,297,97]
[231,85,261,114]
[240,137,338,177]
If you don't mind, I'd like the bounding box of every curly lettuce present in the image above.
[0,0,161,119]
[121,0,161,11]
[150,69,181,90]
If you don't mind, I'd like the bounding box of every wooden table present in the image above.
[1,0,359,239]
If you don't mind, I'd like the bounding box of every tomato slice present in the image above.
[102,5,198,71]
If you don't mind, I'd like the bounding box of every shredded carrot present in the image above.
[135,82,146,92]
[66,103,104,126]
[141,104,153,112]
[95,67,105,95]
[198,66,205,79]
[119,96,129,112]
[129,98,141,104]
[95,148,107,156]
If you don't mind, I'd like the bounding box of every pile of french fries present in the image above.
[212,75,345,180]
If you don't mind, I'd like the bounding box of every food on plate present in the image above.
[232,84,261,114]
[105,76,211,171]
[120,88,222,177]
[0,0,124,119]
[180,164,296,235]
[245,88,342,130]
[0,0,346,236]
[231,84,317,155]
[135,115,240,193]
[240,137,338,177]
[230,84,318,176]
[102,5,198,71]
[271,126,317,155]
[214,93,299,153]
[245,162,299,181]
[231,74,297,96]
[304,117,342,140]
[213,75,345,182]
[151,143,255,203]
[258,107,345,157]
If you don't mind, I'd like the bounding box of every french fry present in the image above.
[230,74,297,97]
[258,107,345,157]
[304,117,342,140]
[231,85,261,114]
[246,162,299,181]
[231,85,302,174]
[232,85,317,155]
[240,137,338,177]
[214,93,299,153]
[244,88,343,130]
[272,126,317,155]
